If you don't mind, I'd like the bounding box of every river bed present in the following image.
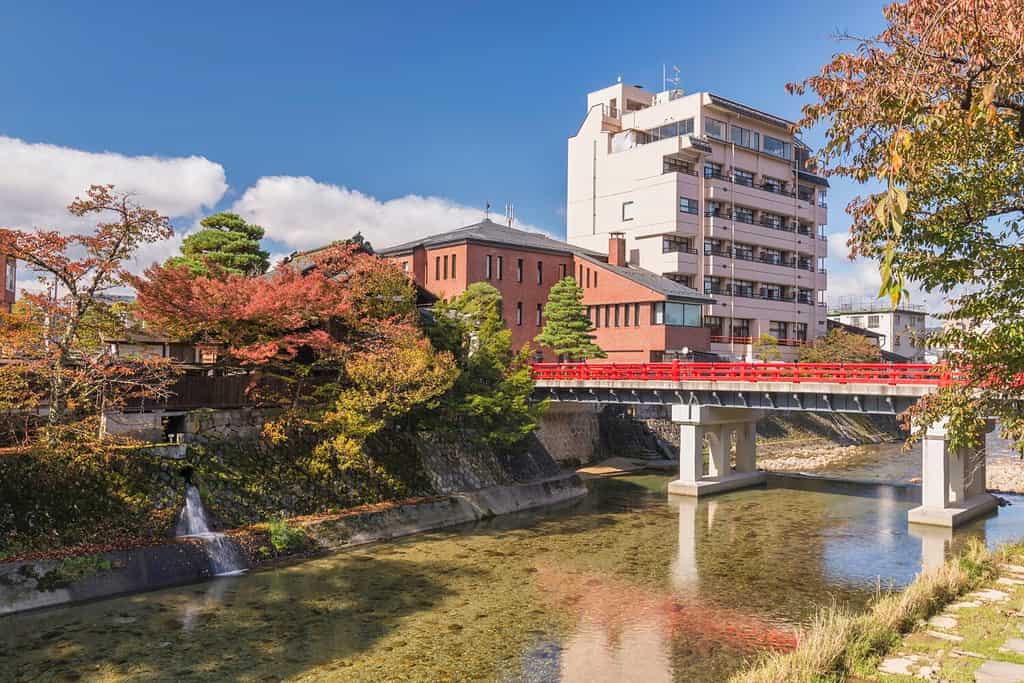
[3,462,1024,682]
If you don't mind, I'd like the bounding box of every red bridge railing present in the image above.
[530,362,954,386]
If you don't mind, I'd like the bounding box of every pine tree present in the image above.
[167,212,270,276]
[535,277,605,361]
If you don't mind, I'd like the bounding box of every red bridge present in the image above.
[530,361,952,386]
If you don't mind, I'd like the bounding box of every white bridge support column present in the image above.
[907,419,997,528]
[668,404,766,498]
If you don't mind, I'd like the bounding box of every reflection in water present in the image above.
[2,469,1023,682]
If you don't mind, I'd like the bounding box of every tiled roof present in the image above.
[376,219,604,257]
[575,253,713,304]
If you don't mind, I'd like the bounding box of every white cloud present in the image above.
[230,176,552,252]
[0,136,227,231]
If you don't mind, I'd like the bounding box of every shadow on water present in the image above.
[1,555,482,682]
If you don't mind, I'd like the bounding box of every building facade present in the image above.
[566,82,830,360]
[378,219,712,362]
[1,256,15,312]
[828,300,928,361]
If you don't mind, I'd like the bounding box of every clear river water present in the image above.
[3,442,1024,682]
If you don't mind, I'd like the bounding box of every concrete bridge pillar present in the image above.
[907,419,997,528]
[668,405,766,498]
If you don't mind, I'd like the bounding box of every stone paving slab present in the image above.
[998,577,1024,587]
[999,638,1024,655]
[969,589,1011,602]
[926,629,964,642]
[999,564,1024,574]
[949,601,984,611]
[975,660,1024,682]
[929,614,959,629]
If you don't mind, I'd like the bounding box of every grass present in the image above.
[729,538,998,683]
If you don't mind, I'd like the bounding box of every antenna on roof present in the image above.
[505,203,515,227]
[485,201,491,219]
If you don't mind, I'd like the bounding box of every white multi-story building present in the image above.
[566,82,830,360]
[828,300,929,361]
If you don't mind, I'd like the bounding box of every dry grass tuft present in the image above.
[729,537,996,683]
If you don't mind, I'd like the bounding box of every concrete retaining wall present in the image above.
[0,473,587,616]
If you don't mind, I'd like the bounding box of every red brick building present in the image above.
[378,220,712,361]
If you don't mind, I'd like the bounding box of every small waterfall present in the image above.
[176,484,246,576]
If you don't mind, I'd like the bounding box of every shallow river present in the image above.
[3,463,1024,682]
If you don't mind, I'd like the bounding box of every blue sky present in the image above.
[0,0,892,300]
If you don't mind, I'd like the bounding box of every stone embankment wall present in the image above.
[535,404,905,465]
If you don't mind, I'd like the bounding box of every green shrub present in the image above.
[267,518,308,555]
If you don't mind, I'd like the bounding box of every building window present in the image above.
[679,197,698,214]
[586,268,591,288]
[435,256,441,281]
[818,189,828,208]
[516,302,523,326]
[734,243,754,261]
[559,263,567,278]
[794,323,808,341]
[704,161,724,180]
[894,335,902,347]
[623,303,631,326]
[486,255,493,280]
[705,315,723,336]
[851,316,864,328]
[733,169,754,187]
[731,319,751,338]
[645,118,694,141]
[451,253,457,278]
[590,306,598,328]
[605,305,612,327]
[614,305,621,327]
[705,117,726,140]
[495,256,503,281]
[536,303,542,326]
[401,261,409,272]
[578,264,583,283]
[762,176,785,193]
[652,302,665,325]
[762,213,785,230]
[665,302,703,327]
[517,258,523,282]
[621,201,635,222]
[663,235,694,254]
[593,272,597,287]
[731,125,760,151]
[634,303,641,325]
[733,206,754,224]
[769,321,788,339]
[536,261,543,284]
[764,135,792,160]
[443,254,449,279]
[867,315,880,329]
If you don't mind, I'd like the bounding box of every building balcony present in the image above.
[710,335,806,347]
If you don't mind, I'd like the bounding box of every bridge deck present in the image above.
[531,362,943,413]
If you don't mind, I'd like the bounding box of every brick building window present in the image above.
[443,255,449,279]
[451,253,456,278]
[515,302,522,326]
[536,261,543,284]
[614,305,621,327]
[496,256,503,281]
[623,304,631,326]
[435,256,441,280]
[559,263,567,278]
[518,258,524,282]
[536,304,542,326]
[586,268,591,288]
[486,255,493,280]
[634,303,641,326]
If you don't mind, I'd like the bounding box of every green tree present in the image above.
[798,329,883,364]
[424,282,543,451]
[752,334,781,362]
[167,212,270,276]
[791,0,1024,450]
[535,277,605,361]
